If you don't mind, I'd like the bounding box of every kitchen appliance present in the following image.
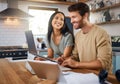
[0,0,32,18]
[0,46,28,60]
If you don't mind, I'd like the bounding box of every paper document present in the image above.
[58,71,100,84]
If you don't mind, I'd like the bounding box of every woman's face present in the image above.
[52,13,64,30]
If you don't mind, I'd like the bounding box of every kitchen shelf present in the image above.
[90,1,120,25]
[79,0,88,2]
[21,0,76,5]
[96,19,120,25]
[91,3,120,12]
[21,0,88,5]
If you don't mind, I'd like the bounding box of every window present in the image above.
[28,7,58,38]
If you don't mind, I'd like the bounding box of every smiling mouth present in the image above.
[55,22,62,26]
[73,22,78,26]
[56,24,61,27]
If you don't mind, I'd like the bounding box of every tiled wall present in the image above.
[0,20,29,46]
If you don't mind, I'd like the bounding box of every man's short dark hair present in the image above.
[68,2,90,16]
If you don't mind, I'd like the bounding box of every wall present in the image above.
[0,20,28,46]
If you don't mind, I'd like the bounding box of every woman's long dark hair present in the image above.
[47,11,74,43]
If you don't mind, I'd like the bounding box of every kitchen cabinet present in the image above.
[112,51,120,73]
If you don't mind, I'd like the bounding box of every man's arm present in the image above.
[76,60,102,69]
[62,58,103,70]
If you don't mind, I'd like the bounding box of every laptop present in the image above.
[25,30,54,74]
[28,60,68,83]
[28,60,60,81]
[25,30,57,74]
[25,30,57,62]
[25,30,71,77]
[25,30,37,55]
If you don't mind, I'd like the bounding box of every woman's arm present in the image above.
[62,33,74,59]
[62,46,73,59]
[61,33,74,59]
[47,48,54,58]
[56,46,73,64]
[34,48,53,61]
[59,46,73,61]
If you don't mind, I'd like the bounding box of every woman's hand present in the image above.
[56,57,65,65]
[56,55,70,64]
[34,57,45,61]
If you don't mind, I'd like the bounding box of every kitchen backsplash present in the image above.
[0,20,28,46]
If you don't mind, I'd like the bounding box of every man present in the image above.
[62,2,112,73]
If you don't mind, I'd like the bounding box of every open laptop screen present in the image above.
[25,30,37,55]
[25,30,59,62]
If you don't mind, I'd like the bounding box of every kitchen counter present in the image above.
[112,51,120,73]
[0,59,119,84]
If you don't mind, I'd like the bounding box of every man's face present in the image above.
[69,11,83,29]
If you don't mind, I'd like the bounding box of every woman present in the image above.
[35,11,74,63]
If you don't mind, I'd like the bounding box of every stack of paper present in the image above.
[58,71,100,84]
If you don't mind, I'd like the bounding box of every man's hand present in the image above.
[61,58,79,68]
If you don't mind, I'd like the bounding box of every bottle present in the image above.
[41,41,46,49]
